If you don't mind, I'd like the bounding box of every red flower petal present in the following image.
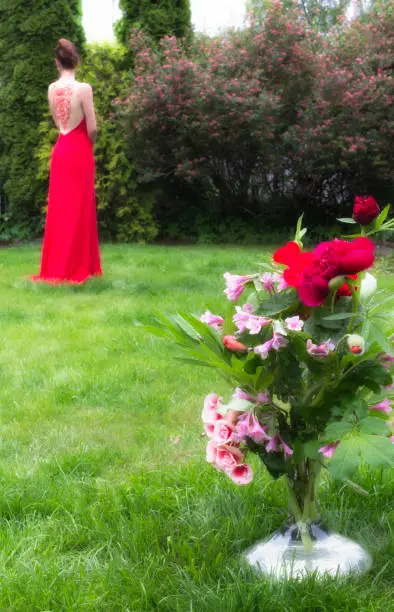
[273,241,301,265]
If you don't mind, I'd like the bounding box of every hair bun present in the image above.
[55,38,79,69]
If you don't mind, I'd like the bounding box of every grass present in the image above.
[0,243,392,611]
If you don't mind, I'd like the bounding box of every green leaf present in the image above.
[294,214,307,246]
[303,440,322,459]
[258,292,296,316]
[337,217,357,224]
[368,322,393,354]
[324,420,353,439]
[328,434,394,481]
[322,312,355,321]
[374,205,390,230]
[175,357,215,368]
[140,324,175,340]
[358,416,391,436]
[222,397,254,414]
[223,301,236,335]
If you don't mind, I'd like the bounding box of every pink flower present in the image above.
[281,437,294,457]
[212,420,234,444]
[256,392,270,404]
[233,304,270,335]
[233,387,251,400]
[390,436,394,444]
[223,272,252,301]
[319,442,340,458]
[266,433,280,452]
[215,445,244,470]
[202,393,222,424]
[253,339,273,360]
[285,316,304,331]
[234,411,270,444]
[200,310,224,331]
[254,333,288,360]
[227,463,254,485]
[232,388,270,405]
[260,272,275,293]
[369,399,392,413]
[272,333,289,351]
[378,353,394,371]
[266,433,293,456]
[206,440,218,464]
[249,415,270,443]
[306,339,335,357]
[273,272,289,292]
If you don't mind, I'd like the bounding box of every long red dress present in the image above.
[32,118,102,283]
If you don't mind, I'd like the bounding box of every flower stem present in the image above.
[347,281,360,333]
[286,477,313,553]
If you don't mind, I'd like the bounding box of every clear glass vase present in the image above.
[244,462,372,579]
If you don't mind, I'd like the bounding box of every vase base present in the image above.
[245,526,372,580]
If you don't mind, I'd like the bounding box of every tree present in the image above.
[247,0,349,32]
[0,1,85,233]
[115,0,191,46]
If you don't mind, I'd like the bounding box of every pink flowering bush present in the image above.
[148,201,394,513]
[120,1,393,236]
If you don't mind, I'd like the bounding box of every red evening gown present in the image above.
[32,118,102,283]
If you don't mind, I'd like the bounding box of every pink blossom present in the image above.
[206,440,218,464]
[257,392,270,404]
[254,340,273,360]
[212,420,234,444]
[202,393,222,424]
[227,463,254,485]
[306,339,335,357]
[266,433,280,452]
[232,388,270,404]
[369,399,392,413]
[285,316,304,331]
[200,310,224,331]
[266,433,293,456]
[233,411,270,444]
[319,442,340,458]
[390,436,394,444]
[378,353,394,371]
[250,415,271,443]
[280,437,294,457]
[272,333,289,351]
[233,387,252,400]
[216,445,244,470]
[233,304,270,335]
[254,332,288,360]
[223,273,252,301]
[260,272,276,293]
[273,272,289,292]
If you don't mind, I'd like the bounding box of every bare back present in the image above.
[48,79,97,141]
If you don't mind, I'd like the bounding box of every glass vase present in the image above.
[244,461,372,579]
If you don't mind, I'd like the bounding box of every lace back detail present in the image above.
[51,85,74,130]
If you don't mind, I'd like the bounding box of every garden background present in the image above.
[0,0,392,245]
[0,1,392,609]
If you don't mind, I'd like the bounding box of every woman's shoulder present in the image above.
[75,81,93,92]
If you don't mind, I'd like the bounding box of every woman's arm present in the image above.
[80,83,97,143]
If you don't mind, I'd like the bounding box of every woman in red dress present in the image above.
[32,39,102,284]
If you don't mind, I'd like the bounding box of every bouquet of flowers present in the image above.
[148,196,394,554]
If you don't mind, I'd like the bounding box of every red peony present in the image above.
[273,242,314,287]
[353,195,380,225]
[298,238,374,307]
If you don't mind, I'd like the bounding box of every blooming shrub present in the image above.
[148,196,394,489]
[121,1,393,236]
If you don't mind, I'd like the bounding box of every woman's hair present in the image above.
[55,39,79,69]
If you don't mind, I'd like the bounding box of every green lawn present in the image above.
[0,244,392,610]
